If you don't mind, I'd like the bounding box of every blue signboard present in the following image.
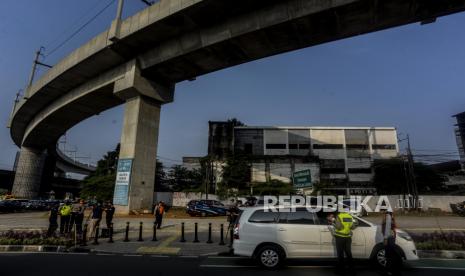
[113,159,133,206]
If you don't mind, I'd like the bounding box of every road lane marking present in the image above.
[123,254,142,257]
[414,266,465,271]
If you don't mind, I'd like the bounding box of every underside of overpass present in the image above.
[8,0,465,212]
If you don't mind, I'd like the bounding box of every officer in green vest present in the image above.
[331,210,358,274]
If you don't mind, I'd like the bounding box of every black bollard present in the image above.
[138,222,144,242]
[92,225,100,245]
[81,224,88,246]
[124,222,130,242]
[193,222,199,243]
[219,224,225,245]
[180,222,186,242]
[229,227,233,247]
[108,223,114,243]
[206,223,213,244]
[152,222,158,241]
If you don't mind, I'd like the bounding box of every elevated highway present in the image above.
[9,0,465,213]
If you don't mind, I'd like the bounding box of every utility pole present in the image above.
[109,0,124,42]
[8,89,22,126]
[204,158,210,200]
[26,47,52,97]
[406,135,419,209]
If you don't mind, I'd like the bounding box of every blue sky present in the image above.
[0,0,464,170]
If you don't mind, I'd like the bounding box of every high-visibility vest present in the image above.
[334,213,354,238]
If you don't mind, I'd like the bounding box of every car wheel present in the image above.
[374,247,387,268]
[256,245,284,269]
[373,247,403,269]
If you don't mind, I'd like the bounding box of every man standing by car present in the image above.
[331,211,358,275]
[382,209,399,275]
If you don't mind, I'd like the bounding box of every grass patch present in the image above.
[411,231,465,250]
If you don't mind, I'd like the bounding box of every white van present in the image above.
[232,206,418,269]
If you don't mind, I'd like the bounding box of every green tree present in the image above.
[252,180,294,196]
[80,144,120,201]
[374,158,444,194]
[168,165,203,191]
[80,174,116,201]
[221,153,250,192]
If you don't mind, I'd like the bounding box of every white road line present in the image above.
[200,265,255,268]
[206,256,244,259]
[417,258,465,261]
[123,254,143,257]
[414,266,465,271]
[96,253,115,256]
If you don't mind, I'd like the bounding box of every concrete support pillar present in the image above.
[12,147,46,198]
[113,60,173,214]
[115,96,161,213]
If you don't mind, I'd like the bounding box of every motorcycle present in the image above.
[450,201,465,216]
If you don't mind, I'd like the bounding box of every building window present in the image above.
[348,168,372,174]
[346,144,368,150]
[320,168,346,174]
[266,144,286,149]
[289,144,298,149]
[299,144,310,149]
[313,144,344,149]
[244,144,253,154]
[372,144,396,150]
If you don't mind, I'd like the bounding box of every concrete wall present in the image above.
[363,195,465,212]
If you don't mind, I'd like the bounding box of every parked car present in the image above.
[186,199,228,217]
[232,205,418,269]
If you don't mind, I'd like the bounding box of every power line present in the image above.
[45,0,117,58]
[44,1,105,51]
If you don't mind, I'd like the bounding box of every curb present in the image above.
[418,250,465,259]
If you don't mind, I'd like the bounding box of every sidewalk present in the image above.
[87,219,232,256]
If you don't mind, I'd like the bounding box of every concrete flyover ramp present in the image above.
[8,0,465,212]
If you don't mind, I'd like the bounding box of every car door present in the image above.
[276,208,321,257]
[316,211,338,257]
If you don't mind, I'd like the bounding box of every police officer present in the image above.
[331,210,358,274]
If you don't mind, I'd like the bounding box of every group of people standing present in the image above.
[328,208,400,276]
[47,199,115,241]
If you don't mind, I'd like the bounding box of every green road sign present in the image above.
[293,169,312,188]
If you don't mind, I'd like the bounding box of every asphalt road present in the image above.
[0,253,464,276]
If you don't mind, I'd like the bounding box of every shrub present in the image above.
[411,231,465,250]
[0,230,72,246]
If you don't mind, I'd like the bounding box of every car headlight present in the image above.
[397,231,413,241]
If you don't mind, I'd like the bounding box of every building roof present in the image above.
[234,126,396,130]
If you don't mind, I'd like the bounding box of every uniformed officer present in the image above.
[331,210,358,274]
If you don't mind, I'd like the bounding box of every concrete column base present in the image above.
[11,147,46,198]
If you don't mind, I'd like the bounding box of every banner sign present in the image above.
[293,169,312,188]
[113,159,133,206]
